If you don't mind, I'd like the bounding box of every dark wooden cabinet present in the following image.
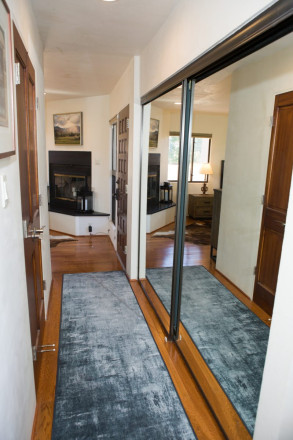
[188,194,213,219]
[210,189,222,260]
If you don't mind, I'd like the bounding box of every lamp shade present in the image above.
[199,163,213,175]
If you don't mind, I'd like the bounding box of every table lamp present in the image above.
[199,163,213,194]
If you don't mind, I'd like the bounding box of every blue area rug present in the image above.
[52,271,196,439]
[146,266,270,435]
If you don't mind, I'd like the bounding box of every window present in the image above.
[168,133,211,182]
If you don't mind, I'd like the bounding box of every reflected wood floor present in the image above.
[146,220,271,326]
[32,232,225,439]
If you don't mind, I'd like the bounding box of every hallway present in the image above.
[32,234,224,439]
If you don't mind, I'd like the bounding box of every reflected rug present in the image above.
[146,266,270,435]
[50,235,77,248]
[152,220,211,245]
[52,271,196,439]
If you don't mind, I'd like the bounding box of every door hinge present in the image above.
[39,194,43,206]
[125,184,128,195]
[124,245,127,255]
[261,195,265,205]
[253,266,257,275]
[14,63,20,85]
[32,346,37,361]
[36,97,39,110]
[126,118,130,129]
[43,280,47,290]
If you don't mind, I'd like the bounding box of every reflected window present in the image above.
[168,135,180,180]
[168,133,211,182]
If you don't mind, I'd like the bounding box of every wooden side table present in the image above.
[188,194,214,219]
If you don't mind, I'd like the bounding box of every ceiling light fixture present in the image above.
[174,102,181,105]
[102,0,118,2]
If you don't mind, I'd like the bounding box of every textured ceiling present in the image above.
[31,0,178,100]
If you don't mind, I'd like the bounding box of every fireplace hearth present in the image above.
[49,151,92,213]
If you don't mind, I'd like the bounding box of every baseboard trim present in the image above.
[213,269,271,326]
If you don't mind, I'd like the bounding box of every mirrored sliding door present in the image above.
[139,85,183,319]
[179,32,293,435]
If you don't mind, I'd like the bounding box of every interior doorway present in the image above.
[116,105,129,269]
[111,121,117,227]
[14,24,45,390]
[253,90,293,315]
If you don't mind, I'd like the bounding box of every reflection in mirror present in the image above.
[178,32,293,435]
[141,32,293,435]
[139,86,183,315]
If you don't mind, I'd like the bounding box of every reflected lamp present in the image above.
[199,163,213,194]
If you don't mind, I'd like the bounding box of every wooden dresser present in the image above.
[188,194,214,219]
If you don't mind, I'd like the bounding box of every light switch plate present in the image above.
[0,175,8,208]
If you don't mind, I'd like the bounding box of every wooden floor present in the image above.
[32,228,270,439]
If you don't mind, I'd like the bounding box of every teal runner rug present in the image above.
[146,266,270,435]
[52,271,196,439]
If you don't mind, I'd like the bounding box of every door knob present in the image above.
[28,226,45,240]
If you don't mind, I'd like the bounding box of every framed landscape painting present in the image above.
[53,112,83,145]
[0,0,15,159]
[149,118,159,149]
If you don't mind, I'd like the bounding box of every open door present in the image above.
[254,91,293,315]
[116,105,129,269]
[14,25,45,390]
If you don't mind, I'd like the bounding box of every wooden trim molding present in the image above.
[213,269,271,326]
[141,0,293,105]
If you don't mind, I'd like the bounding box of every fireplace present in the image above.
[49,151,92,213]
[147,153,160,214]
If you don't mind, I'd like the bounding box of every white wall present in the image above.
[254,182,293,439]
[217,43,293,299]
[0,0,51,438]
[140,0,275,96]
[45,95,110,216]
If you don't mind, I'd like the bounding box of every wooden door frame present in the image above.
[110,115,118,234]
[253,90,293,314]
[14,23,45,390]
[116,105,129,270]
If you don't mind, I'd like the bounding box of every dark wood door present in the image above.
[116,106,129,268]
[14,25,45,390]
[253,91,293,315]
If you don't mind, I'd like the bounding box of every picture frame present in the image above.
[53,112,83,146]
[0,0,16,159]
[149,118,159,149]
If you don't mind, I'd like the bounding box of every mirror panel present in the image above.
[139,86,183,316]
[179,31,293,434]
